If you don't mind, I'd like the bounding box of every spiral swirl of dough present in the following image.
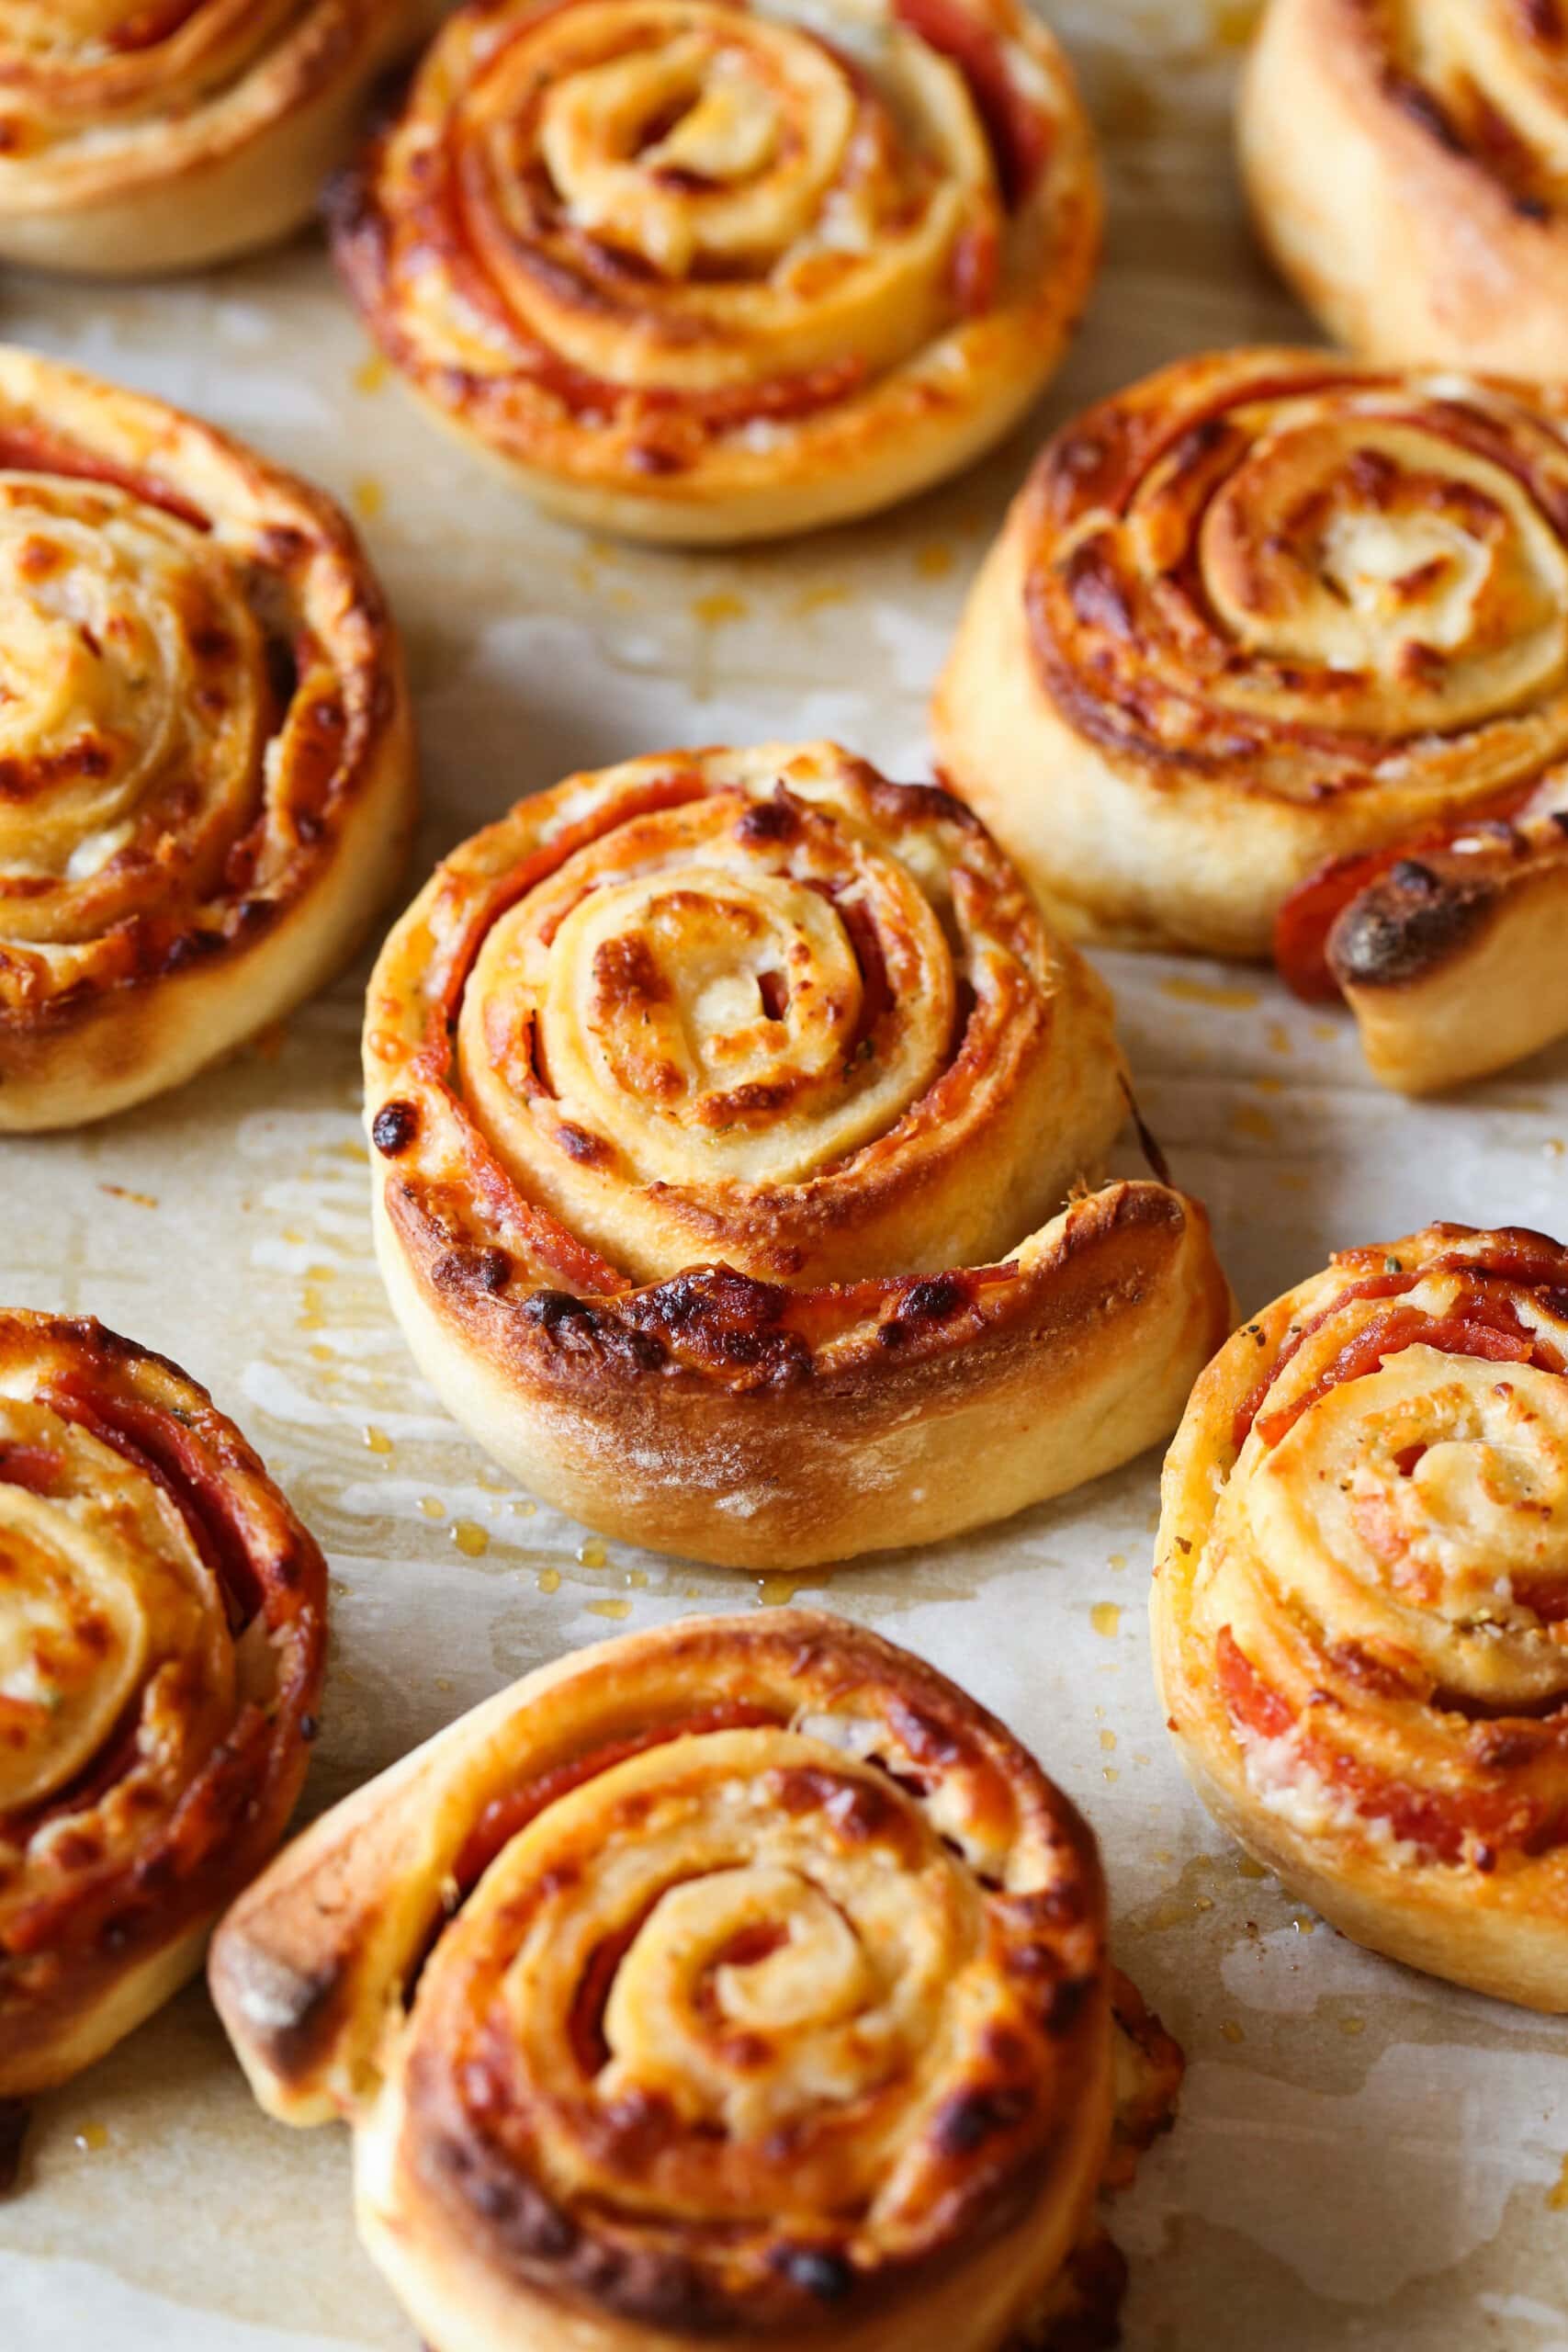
[363,741,1231,1568]
[1242,0,1568,381]
[0,345,413,1130]
[935,349,1568,963]
[1154,1222,1568,2009]
[330,0,1101,541]
[0,1310,326,2103]
[211,1611,1183,2352]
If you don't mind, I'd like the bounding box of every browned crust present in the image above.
[383,1158,1196,1405]
[1328,858,1502,987]
[1329,815,1568,990]
[0,1309,327,2090]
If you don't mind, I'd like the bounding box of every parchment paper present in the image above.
[4,5,1567,2346]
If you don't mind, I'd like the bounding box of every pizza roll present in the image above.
[1154,1223,1568,2010]
[362,740,1231,1568]
[329,0,1101,542]
[0,1310,326,2168]
[0,345,415,1130]
[212,1609,1182,2352]
[934,347,1568,1090]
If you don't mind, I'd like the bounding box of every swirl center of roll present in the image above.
[1198,418,1568,728]
[0,473,265,944]
[441,1726,1018,2213]
[599,1860,884,2128]
[458,781,961,1266]
[457,0,998,393]
[533,17,852,278]
[1233,1322,1568,1712]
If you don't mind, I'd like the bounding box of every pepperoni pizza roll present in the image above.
[212,1609,1182,2352]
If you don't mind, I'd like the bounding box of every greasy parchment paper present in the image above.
[4,5,1568,2346]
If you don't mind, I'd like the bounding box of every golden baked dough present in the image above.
[329,0,1102,543]
[933,347,1568,1091]
[0,2,446,277]
[1241,0,1568,380]
[362,741,1232,1569]
[0,345,415,1131]
[1153,1223,1568,2011]
[211,1609,1183,2352]
[0,1309,326,2176]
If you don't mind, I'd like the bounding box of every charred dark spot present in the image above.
[523,1289,592,1335]
[734,790,802,847]
[1329,864,1495,989]
[898,1276,967,1325]
[453,2138,589,2269]
[1472,1725,1542,1771]
[556,1122,608,1166]
[888,1701,965,1767]
[931,2083,1032,2157]
[371,1100,419,1157]
[1167,415,1233,473]
[1003,1880,1088,1929]
[773,2246,855,2302]
[1042,1974,1095,2034]
[520,1288,668,1374]
[433,1246,512,1295]
[625,1266,810,1388]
